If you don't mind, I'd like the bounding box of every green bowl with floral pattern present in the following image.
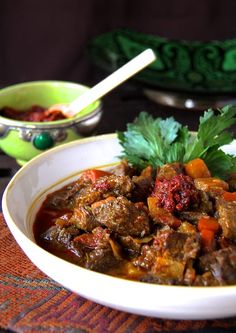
[89,29,236,94]
[0,81,102,165]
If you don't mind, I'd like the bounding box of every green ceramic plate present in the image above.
[89,29,236,94]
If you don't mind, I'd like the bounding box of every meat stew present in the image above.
[34,159,236,286]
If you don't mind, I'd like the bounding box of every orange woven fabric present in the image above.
[0,213,236,333]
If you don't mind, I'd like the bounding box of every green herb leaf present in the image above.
[117,106,236,177]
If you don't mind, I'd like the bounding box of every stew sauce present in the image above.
[34,159,236,286]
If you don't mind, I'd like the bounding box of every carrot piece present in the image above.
[222,191,236,201]
[200,229,215,250]
[185,158,211,179]
[81,169,112,182]
[91,196,115,210]
[197,216,220,233]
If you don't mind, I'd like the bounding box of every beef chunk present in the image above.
[55,212,73,227]
[41,225,85,266]
[68,242,86,263]
[118,234,153,259]
[140,258,196,286]
[199,246,236,285]
[45,177,91,210]
[73,226,111,249]
[112,160,136,177]
[118,235,143,258]
[153,229,200,261]
[134,243,187,284]
[152,257,186,283]
[177,189,213,223]
[183,263,197,285]
[227,173,236,191]
[132,165,155,201]
[42,225,80,247]
[69,206,100,232]
[73,227,122,272]
[194,272,220,286]
[216,197,236,240]
[91,196,150,237]
[198,190,214,214]
[93,174,133,196]
[134,229,200,284]
[178,211,208,224]
[75,175,133,206]
[133,244,157,270]
[86,248,120,272]
[157,162,183,181]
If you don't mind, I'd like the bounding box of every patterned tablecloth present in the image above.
[1,214,236,333]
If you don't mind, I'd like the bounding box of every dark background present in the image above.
[1,0,236,88]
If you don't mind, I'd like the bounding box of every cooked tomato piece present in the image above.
[81,169,112,182]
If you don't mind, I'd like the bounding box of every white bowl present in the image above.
[2,133,236,320]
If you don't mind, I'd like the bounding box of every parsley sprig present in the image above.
[117,105,236,178]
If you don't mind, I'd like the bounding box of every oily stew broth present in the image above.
[34,160,236,286]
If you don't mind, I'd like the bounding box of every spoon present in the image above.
[46,48,156,118]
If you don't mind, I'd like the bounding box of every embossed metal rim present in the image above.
[144,89,236,110]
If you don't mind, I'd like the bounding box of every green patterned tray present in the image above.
[89,29,236,94]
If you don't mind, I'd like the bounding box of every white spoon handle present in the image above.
[67,48,156,117]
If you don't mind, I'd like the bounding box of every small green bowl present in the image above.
[0,81,102,165]
[89,29,236,94]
